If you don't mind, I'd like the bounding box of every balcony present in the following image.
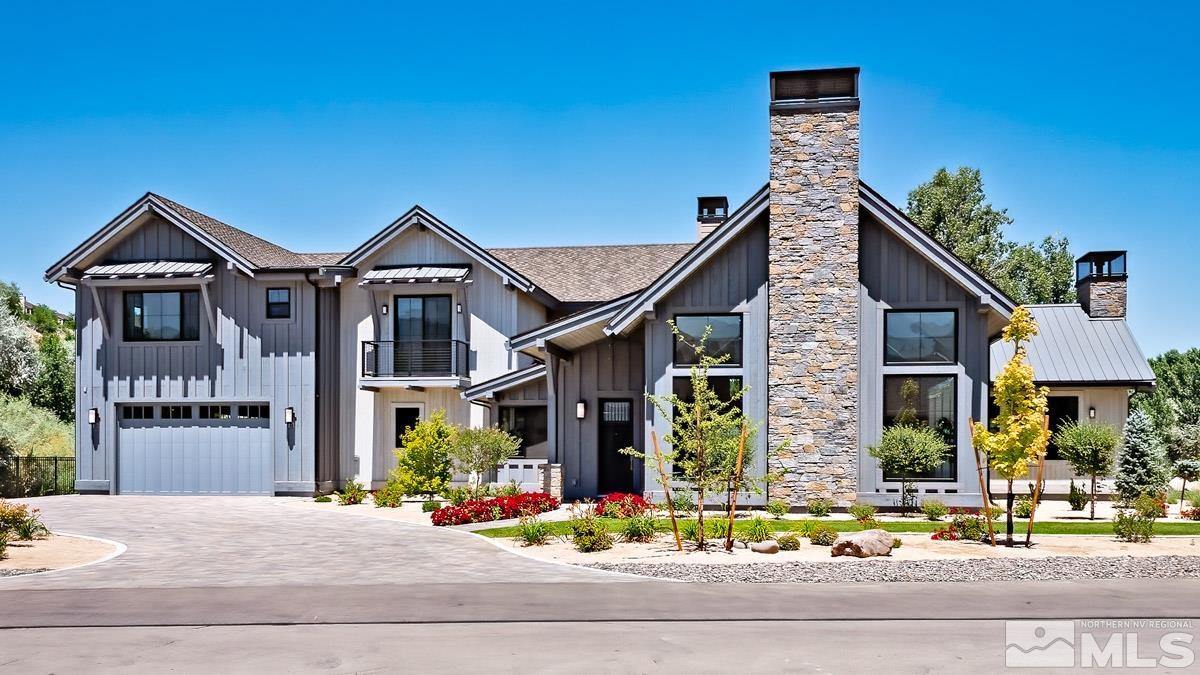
[362,339,469,379]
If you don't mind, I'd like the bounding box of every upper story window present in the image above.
[673,314,743,366]
[124,291,200,342]
[266,288,291,319]
[884,310,956,364]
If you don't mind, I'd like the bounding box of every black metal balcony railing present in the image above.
[362,339,469,378]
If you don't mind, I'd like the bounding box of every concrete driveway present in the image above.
[1,495,615,589]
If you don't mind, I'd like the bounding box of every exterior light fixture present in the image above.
[576,401,586,419]
[284,407,296,425]
[381,304,389,316]
[88,408,100,425]
[456,303,463,314]
[1088,406,1096,419]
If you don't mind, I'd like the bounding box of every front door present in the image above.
[597,399,634,494]
[394,405,422,448]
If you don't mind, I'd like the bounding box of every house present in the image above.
[46,67,1154,506]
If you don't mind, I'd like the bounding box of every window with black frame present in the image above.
[124,291,201,341]
[673,314,742,366]
[884,310,956,364]
[266,288,291,319]
[883,375,957,480]
[499,406,547,458]
[670,375,743,475]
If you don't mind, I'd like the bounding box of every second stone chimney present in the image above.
[1076,251,1128,318]
[766,67,861,507]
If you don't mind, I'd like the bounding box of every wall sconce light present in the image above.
[381,304,389,316]
[1088,406,1096,419]
[456,303,463,314]
[88,408,99,425]
[284,407,296,425]
[576,401,586,419]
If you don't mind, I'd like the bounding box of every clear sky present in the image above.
[1,2,1195,356]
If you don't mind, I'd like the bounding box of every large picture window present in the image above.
[673,314,743,366]
[124,291,200,341]
[883,374,957,480]
[499,406,547,458]
[671,375,743,475]
[884,310,956,364]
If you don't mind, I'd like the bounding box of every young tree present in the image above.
[1114,408,1170,503]
[449,426,520,498]
[391,410,454,499]
[29,333,74,421]
[868,424,948,517]
[971,306,1050,546]
[1053,421,1121,519]
[0,304,39,395]
[1175,459,1200,516]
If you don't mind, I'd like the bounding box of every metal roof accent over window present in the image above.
[359,265,471,285]
[83,261,213,279]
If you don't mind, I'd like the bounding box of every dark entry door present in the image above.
[395,406,421,448]
[598,399,634,494]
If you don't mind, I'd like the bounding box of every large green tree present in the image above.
[29,333,74,422]
[906,167,1075,305]
[1133,348,1200,462]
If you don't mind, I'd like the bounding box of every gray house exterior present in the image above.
[47,67,1154,507]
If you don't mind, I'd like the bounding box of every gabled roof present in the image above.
[339,205,556,307]
[150,194,310,269]
[489,243,694,304]
[508,292,635,358]
[989,304,1155,387]
[461,363,547,401]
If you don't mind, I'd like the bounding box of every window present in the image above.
[673,315,743,366]
[199,405,232,420]
[124,291,200,341]
[883,375,957,480]
[394,295,452,341]
[122,406,154,420]
[266,288,291,319]
[884,310,956,364]
[237,404,270,419]
[161,405,193,420]
[395,407,421,447]
[671,376,743,475]
[1045,396,1080,461]
[499,406,548,458]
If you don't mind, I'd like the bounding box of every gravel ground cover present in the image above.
[1,568,50,578]
[586,555,1200,583]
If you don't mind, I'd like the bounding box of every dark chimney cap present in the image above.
[697,196,729,224]
[1075,251,1127,285]
[770,67,860,113]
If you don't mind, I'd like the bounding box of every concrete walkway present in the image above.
[1,495,616,589]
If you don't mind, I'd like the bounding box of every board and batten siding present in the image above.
[73,215,319,494]
[644,219,769,504]
[858,212,991,505]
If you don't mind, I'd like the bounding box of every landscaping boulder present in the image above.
[751,540,780,554]
[831,529,893,558]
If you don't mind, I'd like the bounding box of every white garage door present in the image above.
[116,404,273,495]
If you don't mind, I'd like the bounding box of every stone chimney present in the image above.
[767,67,861,507]
[1076,251,1127,318]
[696,196,728,239]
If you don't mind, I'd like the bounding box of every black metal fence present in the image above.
[362,339,470,378]
[0,456,76,498]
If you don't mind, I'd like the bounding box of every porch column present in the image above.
[544,353,560,464]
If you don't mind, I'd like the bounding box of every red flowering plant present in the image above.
[595,493,650,519]
[430,492,558,526]
[930,525,959,541]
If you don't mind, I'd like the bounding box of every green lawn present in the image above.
[472,517,1200,538]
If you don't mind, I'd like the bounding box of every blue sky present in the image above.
[1,2,1195,356]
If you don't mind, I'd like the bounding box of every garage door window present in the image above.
[238,404,270,419]
[124,291,201,341]
[122,405,154,420]
[199,405,232,419]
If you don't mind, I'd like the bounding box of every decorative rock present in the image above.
[732,540,748,549]
[751,540,780,554]
[831,529,893,558]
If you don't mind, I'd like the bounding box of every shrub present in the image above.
[1132,493,1166,519]
[391,410,454,500]
[931,525,959,541]
[518,515,552,546]
[422,499,442,513]
[921,499,948,522]
[949,509,987,541]
[777,533,801,551]
[671,489,696,514]
[0,530,6,560]
[1181,508,1200,521]
[622,514,657,543]
[313,495,332,503]
[891,537,902,549]
[444,486,472,506]
[29,333,73,422]
[868,422,949,516]
[12,511,47,540]
[1113,508,1154,543]
[857,517,880,530]
[682,518,726,543]
[806,497,833,517]
[848,503,876,522]
[807,524,838,546]
[1067,480,1089,511]
[0,499,32,532]
[495,481,522,497]
[430,492,559,526]
[736,515,772,543]
[569,503,613,552]
[372,481,406,508]
[338,480,367,506]
[1012,495,1033,519]
[596,492,650,519]
[766,499,789,519]
[0,394,73,459]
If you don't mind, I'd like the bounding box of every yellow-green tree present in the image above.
[971,306,1050,546]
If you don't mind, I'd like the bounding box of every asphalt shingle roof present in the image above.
[151,193,319,269]
[989,304,1155,385]
[488,243,695,303]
